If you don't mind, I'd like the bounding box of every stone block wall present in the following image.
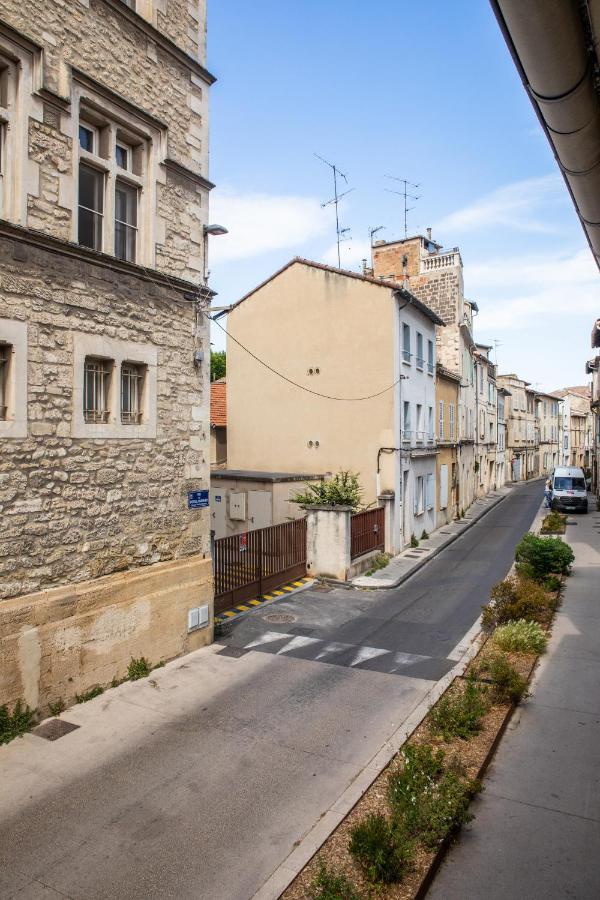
[0,0,211,282]
[0,237,210,602]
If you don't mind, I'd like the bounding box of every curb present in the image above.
[215,578,315,625]
[354,490,511,591]
[251,617,485,900]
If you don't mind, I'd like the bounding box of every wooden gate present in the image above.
[213,518,307,615]
[350,507,385,560]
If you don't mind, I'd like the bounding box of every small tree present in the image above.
[291,471,362,510]
[210,349,226,382]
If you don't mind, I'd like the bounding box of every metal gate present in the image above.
[350,507,385,559]
[213,518,307,615]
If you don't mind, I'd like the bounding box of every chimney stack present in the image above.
[426,227,432,241]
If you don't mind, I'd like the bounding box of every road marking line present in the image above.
[223,611,236,618]
[272,590,284,596]
[245,631,294,649]
[248,600,262,606]
[237,605,250,611]
[282,586,295,592]
[349,646,390,667]
[392,651,430,668]
[314,641,354,660]
[276,636,321,655]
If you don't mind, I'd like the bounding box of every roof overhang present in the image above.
[490,0,600,271]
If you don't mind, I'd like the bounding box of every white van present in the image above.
[551,466,588,514]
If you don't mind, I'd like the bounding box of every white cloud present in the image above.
[208,187,333,263]
[434,174,564,236]
[471,248,600,331]
[321,238,372,270]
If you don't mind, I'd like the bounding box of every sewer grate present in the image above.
[32,719,80,741]
[217,646,249,659]
[263,612,298,624]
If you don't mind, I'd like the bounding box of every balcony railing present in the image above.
[419,249,462,273]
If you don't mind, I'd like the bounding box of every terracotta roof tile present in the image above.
[210,379,226,427]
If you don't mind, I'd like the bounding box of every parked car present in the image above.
[551,466,588,514]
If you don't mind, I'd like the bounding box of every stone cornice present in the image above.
[99,0,216,86]
[163,157,215,191]
[72,67,168,133]
[0,218,215,299]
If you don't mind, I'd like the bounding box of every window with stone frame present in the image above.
[0,56,16,218]
[120,362,146,424]
[83,357,113,423]
[0,342,10,419]
[76,101,145,263]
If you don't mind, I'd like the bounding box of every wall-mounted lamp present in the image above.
[203,224,229,282]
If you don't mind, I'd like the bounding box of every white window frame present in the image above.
[427,339,434,375]
[403,400,411,441]
[416,403,423,442]
[426,473,435,510]
[439,400,445,440]
[416,332,424,370]
[72,79,156,267]
[449,402,455,440]
[414,475,425,516]
[72,334,157,439]
[402,323,411,364]
[427,405,434,442]
[0,318,27,439]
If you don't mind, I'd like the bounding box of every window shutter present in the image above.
[440,465,448,509]
[426,473,434,510]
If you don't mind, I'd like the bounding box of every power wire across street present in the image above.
[208,314,403,402]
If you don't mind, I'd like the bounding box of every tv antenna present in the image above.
[369,225,385,245]
[315,153,354,267]
[384,176,420,238]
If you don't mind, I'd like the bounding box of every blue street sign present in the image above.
[188,489,209,509]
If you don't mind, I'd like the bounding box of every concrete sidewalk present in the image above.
[353,485,517,589]
[428,497,600,900]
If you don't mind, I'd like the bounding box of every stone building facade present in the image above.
[0,1,214,711]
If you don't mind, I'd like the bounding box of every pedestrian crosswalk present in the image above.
[233,630,454,680]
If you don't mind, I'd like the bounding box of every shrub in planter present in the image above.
[429,673,489,741]
[309,862,362,900]
[492,619,547,655]
[410,534,419,548]
[481,575,551,631]
[478,653,529,703]
[543,574,562,594]
[348,814,413,884]
[415,772,479,849]
[515,533,574,581]
[388,745,478,848]
[540,511,565,534]
[388,744,445,830]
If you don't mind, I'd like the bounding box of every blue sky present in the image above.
[206,0,599,390]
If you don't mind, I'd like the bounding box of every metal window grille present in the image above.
[84,358,111,423]
[121,363,144,424]
[0,343,9,419]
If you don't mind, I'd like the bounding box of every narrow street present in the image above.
[0,481,543,900]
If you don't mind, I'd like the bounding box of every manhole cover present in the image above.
[217,646,249,658]
[32,719,80,741]
[263,612,297,624]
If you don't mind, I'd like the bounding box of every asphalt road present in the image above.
[0,480,543,900]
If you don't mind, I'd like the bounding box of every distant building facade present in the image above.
[225,258,443,552]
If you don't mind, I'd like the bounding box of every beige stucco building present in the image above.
[0,1,214,711]
[435,365,460,525]
[497,375,537,481]
[225,258,443,552]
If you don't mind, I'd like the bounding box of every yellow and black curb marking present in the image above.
[216,577,313,623]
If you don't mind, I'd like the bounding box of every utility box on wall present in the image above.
[229,491,246,521]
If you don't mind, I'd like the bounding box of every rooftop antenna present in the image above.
[492,339,502,366]
[315,153,354,267]
[369,225,385,268]
[384,175,421,238]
